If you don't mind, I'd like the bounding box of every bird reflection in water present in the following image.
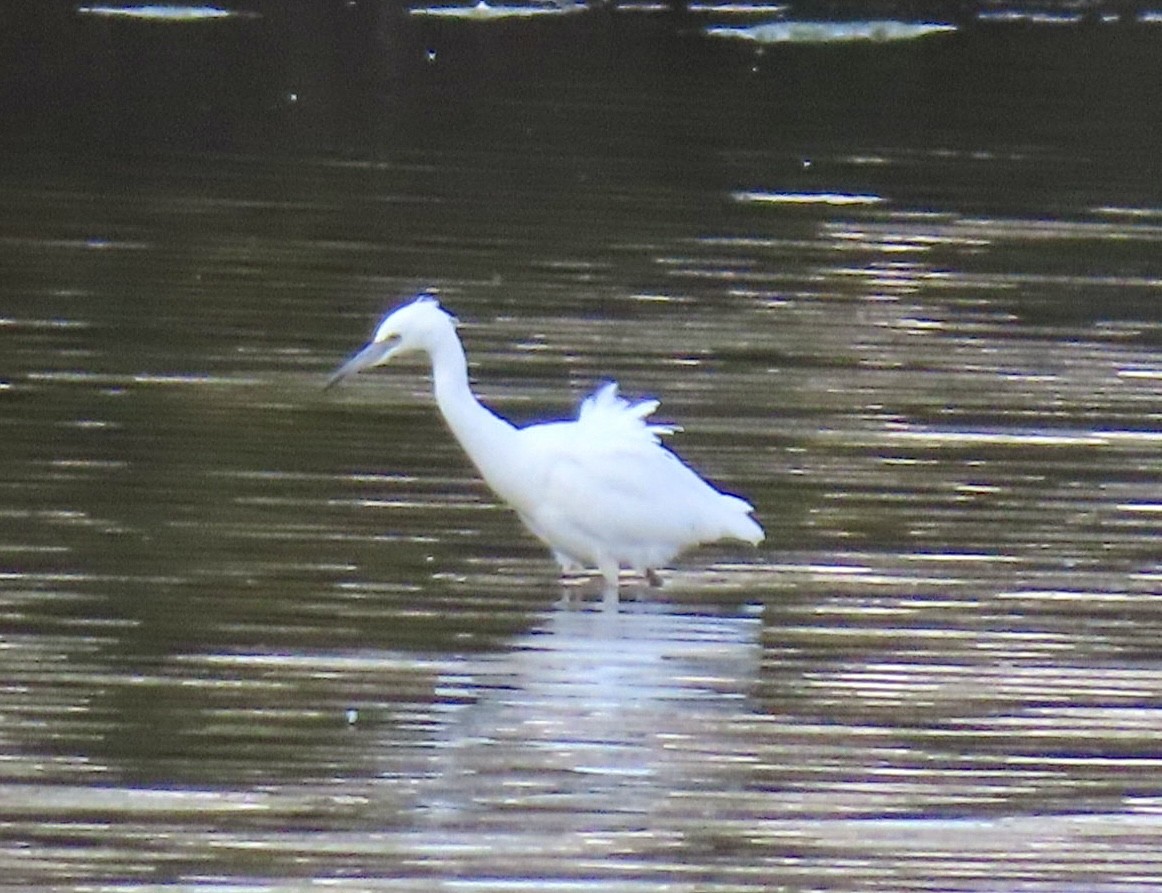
[399,599,764,836]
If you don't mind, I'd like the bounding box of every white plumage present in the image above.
[326,294,763,597]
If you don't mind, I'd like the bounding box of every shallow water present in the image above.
[3,8,1162,891]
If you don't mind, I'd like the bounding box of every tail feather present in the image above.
[730,511,765,545]
[715,493,764,545]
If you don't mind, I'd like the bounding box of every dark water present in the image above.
[3,6,1162,891]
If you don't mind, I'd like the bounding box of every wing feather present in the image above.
[576,381,677,443]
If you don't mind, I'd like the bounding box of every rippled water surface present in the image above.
[3,14,1162,889]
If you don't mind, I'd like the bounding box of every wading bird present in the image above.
[325,294,763,598]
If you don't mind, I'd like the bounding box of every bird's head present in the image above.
[325,292,457,389]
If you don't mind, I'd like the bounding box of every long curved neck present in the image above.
[427,332,522,498]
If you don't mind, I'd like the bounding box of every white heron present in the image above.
[325,294,763,598]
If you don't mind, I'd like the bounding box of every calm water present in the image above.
[3,8,1162,891]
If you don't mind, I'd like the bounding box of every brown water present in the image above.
[3,33,1162,890]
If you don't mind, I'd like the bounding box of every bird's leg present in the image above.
[599,559,620,608]
[645,568,663,588]
[553,550,582,576]
[555,583,580,610]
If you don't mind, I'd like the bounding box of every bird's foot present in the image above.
[556,571,618,608]
[557,567,667,609]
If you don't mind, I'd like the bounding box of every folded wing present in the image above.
[519,382,762,571]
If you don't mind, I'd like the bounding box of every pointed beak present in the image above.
[324,338,395,390]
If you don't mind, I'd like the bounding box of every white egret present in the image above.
[325,294,763,597]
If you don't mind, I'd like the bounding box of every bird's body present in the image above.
[326,294,763,597]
